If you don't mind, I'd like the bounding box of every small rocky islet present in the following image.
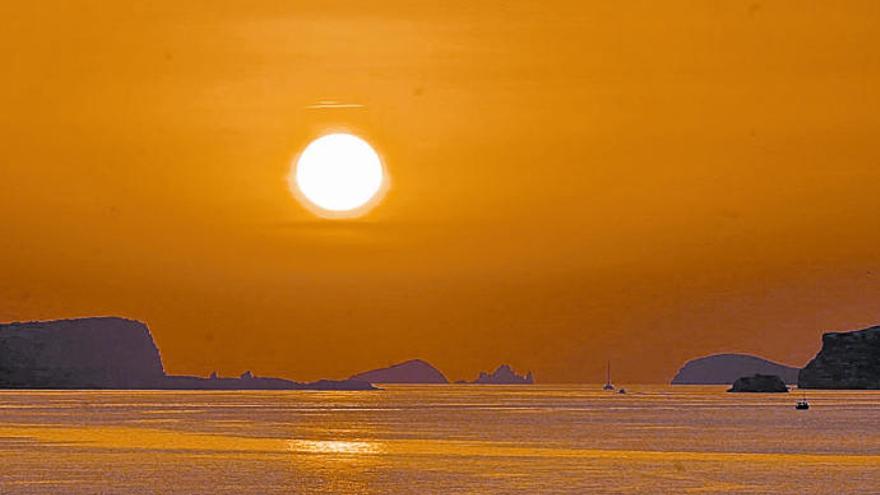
[727,374,789,393]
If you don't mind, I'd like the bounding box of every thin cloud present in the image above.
[305,100,365,110]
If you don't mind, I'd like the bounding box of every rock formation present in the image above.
[672,353,800,384]
[799,325,880,389]
[161,374,375,390]
[470,364,534,384]
[349,359,448,383]
[0,317,375,390]
[0,317,165,388]
[727,374,789,393]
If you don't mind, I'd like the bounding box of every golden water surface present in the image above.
[0,385,877,494]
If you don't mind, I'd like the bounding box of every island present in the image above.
[349,359,448,383]
[671,353,800,384]
[727,374,789,393]
[799,325,880,389]
[0,317,376,390]
[468,364,534,384]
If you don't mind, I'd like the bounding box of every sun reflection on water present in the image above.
[2,387,880,494]
[288,439,383,455]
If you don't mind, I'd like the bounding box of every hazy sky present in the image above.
[2,1,880,382]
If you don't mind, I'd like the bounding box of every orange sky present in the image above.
[2,1,880,382]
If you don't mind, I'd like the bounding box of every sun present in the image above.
[290,133,386,217]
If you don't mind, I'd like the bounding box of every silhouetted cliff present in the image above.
[799,325,880,389]
[470,364,534,384]
[0,317,375,390]
[671,354,800,384]
[727,374,789,393]
[349,359,448,383]
[0,317,165,388]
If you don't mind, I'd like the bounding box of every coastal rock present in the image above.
[799,325,880,389]
[161,374,376,391]
[0,317,376,391]
[349,359,448,383]
[727,374,789,393]
[0,317,165,388]
[671,353,800,385]
[471,364,534,384]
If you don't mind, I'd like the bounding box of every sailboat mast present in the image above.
[606,361,611,385]
[602,360,615,390]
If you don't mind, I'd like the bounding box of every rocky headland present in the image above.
[799,325,880,389]
[0,317,375,390]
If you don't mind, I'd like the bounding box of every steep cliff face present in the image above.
[349,359,448,384]
[0,317,377,390]
[0,317,165,388]
[799,326,880,389]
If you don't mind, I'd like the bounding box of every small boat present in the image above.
[795,393,809,410]
[618,388,627,394]
[602,361,615,391]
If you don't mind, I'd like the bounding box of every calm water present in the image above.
[0,385,877,494]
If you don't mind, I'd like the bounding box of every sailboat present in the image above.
[603,361,615,391]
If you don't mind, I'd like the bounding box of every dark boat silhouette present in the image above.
[796,393,810,410]
[603,361,615,391]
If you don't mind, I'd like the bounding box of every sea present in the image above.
[0,385,877,494]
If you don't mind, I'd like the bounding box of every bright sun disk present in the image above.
[291,133,385,216]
